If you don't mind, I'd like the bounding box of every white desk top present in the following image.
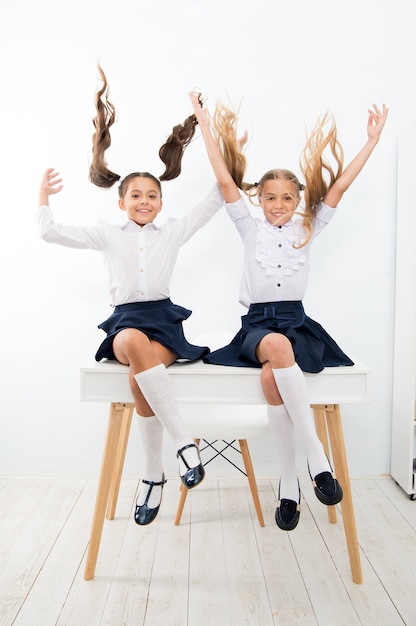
[80,359,370,406]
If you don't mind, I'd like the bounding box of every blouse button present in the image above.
[277,283,281,287]
[278,243,282,248]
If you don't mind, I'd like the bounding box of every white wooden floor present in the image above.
[1,474,416,626]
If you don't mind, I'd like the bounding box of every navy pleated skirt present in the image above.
[203,301,353,374]
[95,299,209,362]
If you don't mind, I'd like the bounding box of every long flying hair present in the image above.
[211,102,344,248]
[89,65,201,194]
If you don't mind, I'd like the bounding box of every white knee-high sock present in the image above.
[272,363,331,478]
[134,364,200,473]
[267,404,299,502]
[136,415,164,508]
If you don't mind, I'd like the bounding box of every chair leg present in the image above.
[84,402,127,581]
[312,405,337,524]
[174,484,188,525]
[174,438,265,528]
[174,438,200,525]
[106,403,134,520]
[324,404,363,585]
[239,439,265,527]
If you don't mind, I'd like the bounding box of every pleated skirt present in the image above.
[203,301,354,373]
[95,299,209,362]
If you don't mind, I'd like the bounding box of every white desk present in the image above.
[81,360,370,584]
[81,359,370,406]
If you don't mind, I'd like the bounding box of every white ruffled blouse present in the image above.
[226,196,336,308]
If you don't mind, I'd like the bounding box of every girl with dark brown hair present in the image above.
[36,68,225,526]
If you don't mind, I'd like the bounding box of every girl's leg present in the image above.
[113,328,177,416]
[135,414,164,508]
[261,362,298,501]
[261,360,300,530]
[113,329,203,487]
[111,329,171,523]
[134,365,203,485]
[257,333,342,505]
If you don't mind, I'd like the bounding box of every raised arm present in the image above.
[38,168,64,206]
[323,103,389,208]
[189,92,241,203]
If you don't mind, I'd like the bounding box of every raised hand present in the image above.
[38,168,63,206]
[367,103,389,143]
[41,168,63,194]
[189,91,208,128]
[323,102,389,208]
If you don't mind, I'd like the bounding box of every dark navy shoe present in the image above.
[275,480,301,531]
[310,468,343,506]
[134,474,167,526]
[177,443,205,489]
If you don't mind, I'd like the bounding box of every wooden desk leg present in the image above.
[174,438,200,525]
[239,439,265,527]
[106,403,134,520]
[312,405,337,524]
[84,402,126,581]
[325,404,363,585]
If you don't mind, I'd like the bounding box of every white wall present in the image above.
[0,0,414,478]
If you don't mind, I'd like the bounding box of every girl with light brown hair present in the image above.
[190,91,388,530]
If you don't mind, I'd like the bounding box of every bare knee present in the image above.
[113,328,177,375]
[113,329,153,368]
[256,333,295,369]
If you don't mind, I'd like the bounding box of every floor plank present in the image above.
[253,479,318,625]
[350,479,415,626]
[0,477,88,626]
[187,480,232,626]
[288,484,361,626]
[216,479,275,625]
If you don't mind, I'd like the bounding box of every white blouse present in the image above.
[225,196,336,308]
[37,184,223,306]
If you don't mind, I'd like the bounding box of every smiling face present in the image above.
[118,176,163,226]
[259,178,301,227]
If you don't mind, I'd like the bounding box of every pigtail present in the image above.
[293,113,344,248]
[211,101,247,190]
[89,65,121,189]
[158,103,200,181]
[300,112,344,217]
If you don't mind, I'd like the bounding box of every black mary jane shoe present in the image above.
[275,481,301,531]
[177,443,205,489]
[309,466,343,506]
[134,475,167,526]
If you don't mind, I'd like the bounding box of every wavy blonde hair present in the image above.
[211,102,344,248]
